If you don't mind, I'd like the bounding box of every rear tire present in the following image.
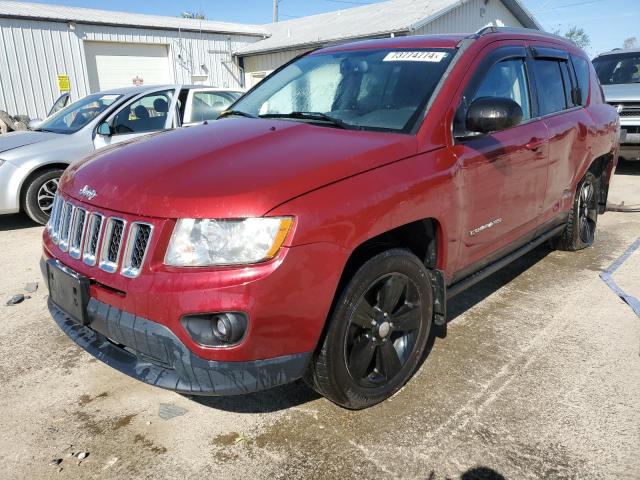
[22,168,64,225]
[306,249,433,410]
[551,171,598,251]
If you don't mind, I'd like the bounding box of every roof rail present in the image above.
[471,26,568,43]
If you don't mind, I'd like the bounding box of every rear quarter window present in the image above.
[572,56,591,106]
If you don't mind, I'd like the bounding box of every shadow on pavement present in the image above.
[616,159,640,176]
[0,213,39,232]
[447,244,552,323]
[460,466,506,480]
[190,379,320,413]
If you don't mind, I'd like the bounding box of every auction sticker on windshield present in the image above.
[383,51,448,62]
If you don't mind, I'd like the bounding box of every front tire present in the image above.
[552,171,599,251]
[306,249,433,409]
[22,168,63,225]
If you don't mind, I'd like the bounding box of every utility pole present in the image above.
[273,0,278,23]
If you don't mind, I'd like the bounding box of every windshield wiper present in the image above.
[259,111,352,129]
[218,109,256,119]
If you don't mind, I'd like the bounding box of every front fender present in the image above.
[267,147,460,279]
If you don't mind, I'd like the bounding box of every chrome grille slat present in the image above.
[121,223,153,278]
[83,213,104,266]
[50,195,64,244]
[50,197,153,276]
[58,202,74,252]
[99,218,126,273]
[69,208,87,259]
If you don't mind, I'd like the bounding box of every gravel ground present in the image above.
[0,162,638,480]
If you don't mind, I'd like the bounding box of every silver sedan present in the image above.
[0,84,242,224]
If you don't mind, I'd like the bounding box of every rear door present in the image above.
[452,42,549,275]
[93,88,179,149]
[527,45,593,225]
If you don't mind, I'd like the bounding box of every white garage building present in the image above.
[0,0,539,118]
[0,1,268,118]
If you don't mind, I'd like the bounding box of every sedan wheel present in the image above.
[22,168,65,225]
[37,178,59,216]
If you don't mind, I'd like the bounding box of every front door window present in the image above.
[112,90,173,135]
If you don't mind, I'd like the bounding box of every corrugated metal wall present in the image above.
[242,47,310,75]
[0,17,261,118]
[414,0,521,35]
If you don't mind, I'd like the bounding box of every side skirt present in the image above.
[446,224,565,300]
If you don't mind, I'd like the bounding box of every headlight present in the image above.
[164,217,293,267]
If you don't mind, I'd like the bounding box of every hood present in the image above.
[0,130,60,154]
[61,118,417,218]
[602,84,640,103]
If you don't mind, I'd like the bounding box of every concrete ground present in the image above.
[0,162,638,480]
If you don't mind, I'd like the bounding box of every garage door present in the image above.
[84,42,171,92]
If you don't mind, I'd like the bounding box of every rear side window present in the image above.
[572,56,591,106]
[473,58,532,120]
[559,62,576,108]
[532,60,567,115]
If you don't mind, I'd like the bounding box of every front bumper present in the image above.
[620,123,640,161]
[619,144,640,161]
[0,160,21,214]
[48,297,311,395]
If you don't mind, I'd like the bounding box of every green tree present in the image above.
[553,26,590,49]
[623,37,638,49]
[181,11,206,19]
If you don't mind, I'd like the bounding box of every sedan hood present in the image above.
[61,118,417,218]
[0,130,60,154]
[602,84,640,103]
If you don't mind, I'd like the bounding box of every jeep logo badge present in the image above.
[79,185,97,200]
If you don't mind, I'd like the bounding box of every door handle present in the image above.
[526,138,545,151]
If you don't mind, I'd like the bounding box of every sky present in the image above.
[17,0,640,57]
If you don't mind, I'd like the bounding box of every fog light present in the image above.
[181,312,248,347]
[212,313,245,343]
[216,317,229,338]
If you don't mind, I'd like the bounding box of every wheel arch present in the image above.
[19,162,69,210]
[587,152,616,214]
[326,217,447,342]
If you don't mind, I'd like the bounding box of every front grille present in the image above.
[49,194,153,277]
[121,223,153,278]
[611,103,640,117]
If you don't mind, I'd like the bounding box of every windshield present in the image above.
[593,52,640,85]
[231,48,456,133]
[39,93,122,134]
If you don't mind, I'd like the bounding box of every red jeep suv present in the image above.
[42,28,619,409]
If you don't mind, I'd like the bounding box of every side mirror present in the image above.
[28,119,43,130]
[97,122,112,136]
[465,97,523,135]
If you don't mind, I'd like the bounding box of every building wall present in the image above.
[241,0,526,82]
[413,0,522,35]
[242,47,310,87]
[0,17,261,118]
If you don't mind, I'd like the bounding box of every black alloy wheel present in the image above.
[552,170,599,251]
[306,249,433,409]
[577,178,597,245]
[345,273,421,387]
